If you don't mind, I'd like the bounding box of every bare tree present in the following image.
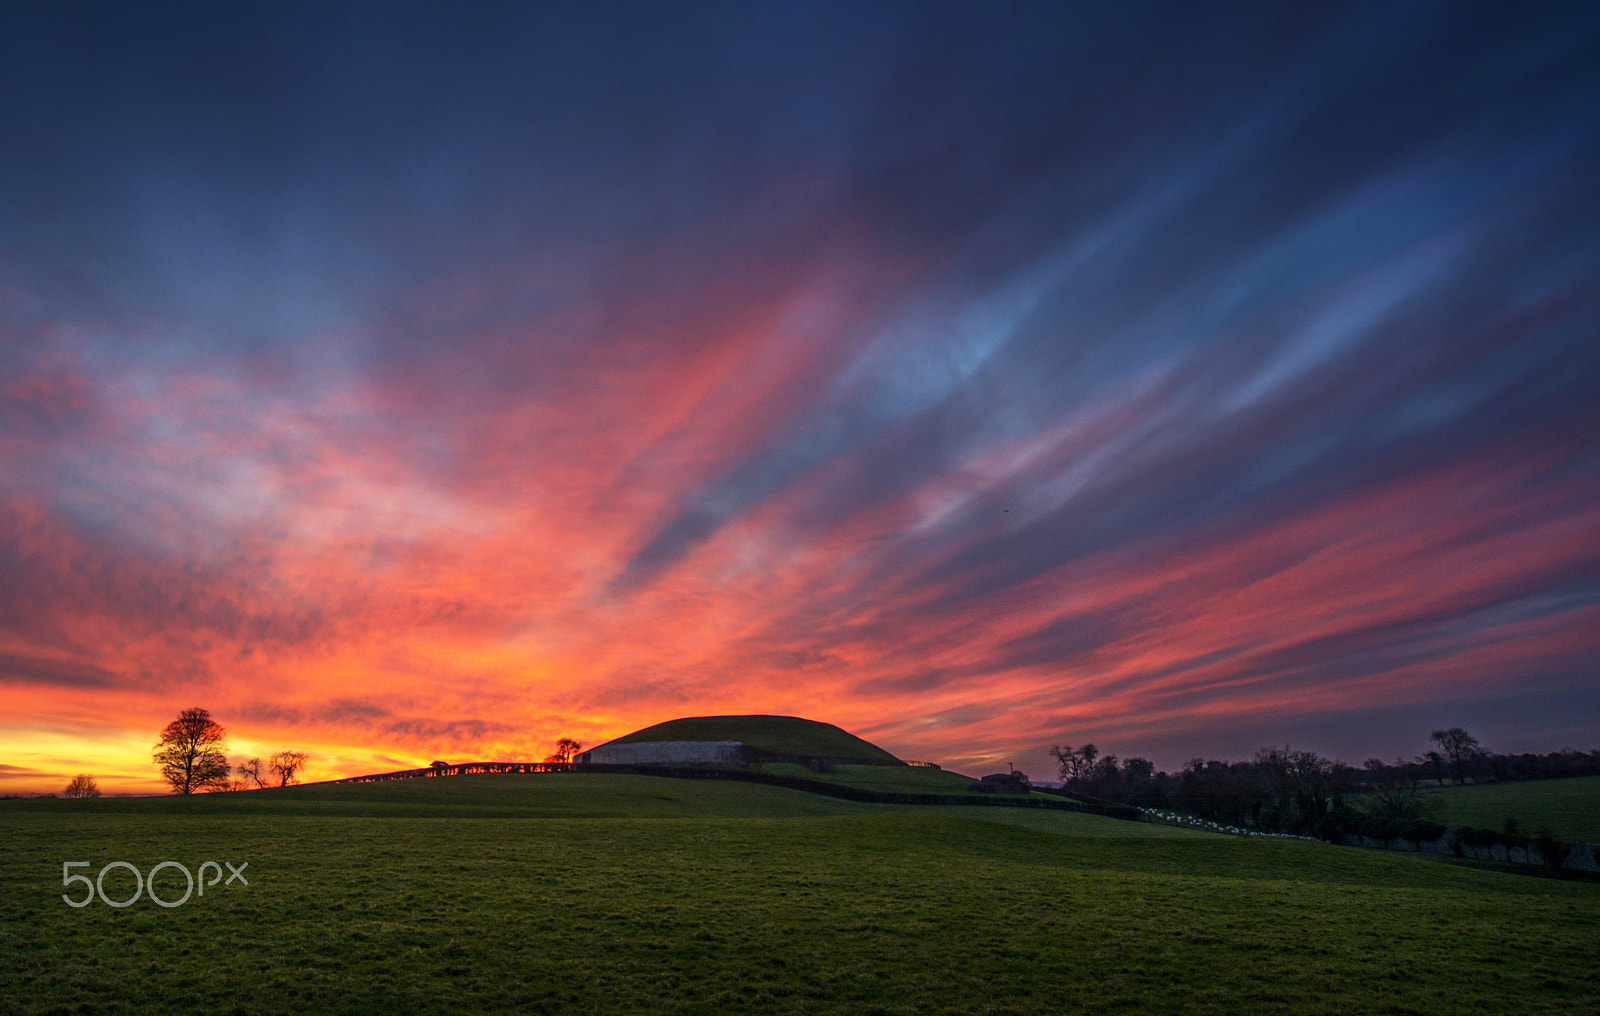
[236,757,268,790]
[153,708,231,795]
[544,738,582,764]
[267,751,309,787]
[62,774,100,798]
[1416,749,1446,786]
[1049,744,1073,780]
[1049,743,1099,783]
[1363,758,1431,823]
[1252,745,1356,834]
[1430,727,1483,785]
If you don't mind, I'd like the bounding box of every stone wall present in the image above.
[1337,832,1600,872]
[1563,841,1600,873]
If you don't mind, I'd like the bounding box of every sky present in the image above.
[2,2,1598,794]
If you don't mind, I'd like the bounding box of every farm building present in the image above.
[973,772,1031,794]
[575,740,750,767]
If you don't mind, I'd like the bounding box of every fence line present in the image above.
[322,761,574,783]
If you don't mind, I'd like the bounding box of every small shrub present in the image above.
[62,774,100,798]
[1497,830,1530,851]
[1360,815,1403,841]
[1453,826,1497,849]
[1401,821,1446,843]
[1530,829,1570,867]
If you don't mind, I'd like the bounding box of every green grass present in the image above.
[1418,775,1600,842]
[750,761,978,793]
[747,762,1085,805]
[4,773,875,820]
[3,773,1596,1015]
[924,805,1211,839]
[601,714,902,762]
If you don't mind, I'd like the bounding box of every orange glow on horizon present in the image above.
[4,406,1595,794]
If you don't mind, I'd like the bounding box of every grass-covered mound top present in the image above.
[602,714,902,764]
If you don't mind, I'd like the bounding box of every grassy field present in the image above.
[749,761,979,793]
[3,773,1596,1015]
[747,762,1077,804]
[1418,775,1600,842]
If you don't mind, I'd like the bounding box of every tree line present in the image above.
[144,707,582,795]
[1383,727,1600,786]
[1048,727,1600,841]
[51,714,583,797]
[151,707,310,795]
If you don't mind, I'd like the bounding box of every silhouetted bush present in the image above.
[1531,830,1570,867]
[1453,826,1498,849]
[1405,821,1446,843]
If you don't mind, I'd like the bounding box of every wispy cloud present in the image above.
[0,3,1596,790]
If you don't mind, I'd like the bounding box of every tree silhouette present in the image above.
[1252,745,1355,834]
[1049,743,1099,783]
[62,774,100,798]
[237,757,267,790]
[268,750,309,787]
[153,708,231,795]
[545,738,582,764]
[1415,749,1446,786]
[1430,727,1483,785]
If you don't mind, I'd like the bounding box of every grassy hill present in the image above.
[1418,774,1600,842]
[599,714,903,763]
[749,761,977,793]
[2,773,885,820]
[4,772,1595,1014]
[0,772,1130,828]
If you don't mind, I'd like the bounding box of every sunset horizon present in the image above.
[4,3,1598,798]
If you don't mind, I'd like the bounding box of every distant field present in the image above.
[3,773,1595,1015]
[1418,775,1600,842]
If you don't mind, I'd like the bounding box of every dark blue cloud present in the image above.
[0,651,123,689]
[598,4,1600,592]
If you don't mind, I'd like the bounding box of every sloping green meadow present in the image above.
[2,774,1595,1015]
[1418,775,1600,842]
[748,761,981,794]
